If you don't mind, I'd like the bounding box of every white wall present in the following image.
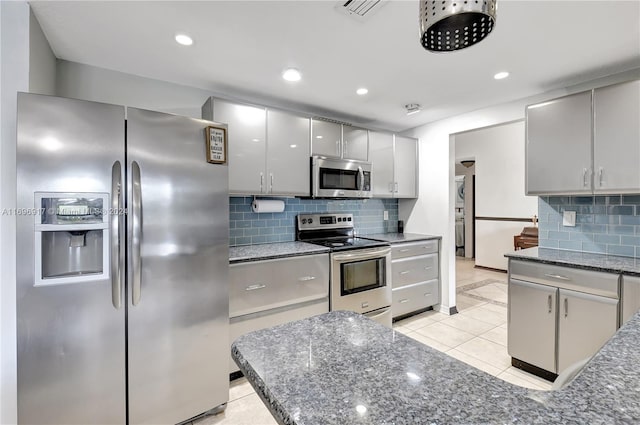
[400,68,640,312]
[454,121,537,270]
[1,4,57,423]
[1,3,30,423]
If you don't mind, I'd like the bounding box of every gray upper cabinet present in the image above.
[394,136,418,198]
[266,109,310,196]
[369,132,418,199]
[311,120,368,161]
[210,98,267,194]
[204,98,310,196]
[593,80,640,194]
[526,91,593,195]
[369,131,394,197]
[526,79,640,195]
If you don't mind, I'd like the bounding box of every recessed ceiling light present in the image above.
[175,34,193,46]
[356,88,369,95]
[282,68,301,82]
[316,135,323,139]
[494,71,510,80]
[290,144,297,148]
[405,103,421,115]
[251,138,260,142]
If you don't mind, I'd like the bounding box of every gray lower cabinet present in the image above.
[508,259,619,375]
[390,240,440,318]
[621,275,640,325]
[228,254,329,372]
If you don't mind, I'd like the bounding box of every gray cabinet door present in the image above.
[311,119,342,158]
[508,279,557,373]
[342,126,369,161]
[526,91,592,195]
[394,136,418,198]
[593,80,640,194]
[557,288,618,374]
[369,131,394,197]
[213,99,266,194]
[266,109,310,196]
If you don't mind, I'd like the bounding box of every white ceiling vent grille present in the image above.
[336,0,388,19]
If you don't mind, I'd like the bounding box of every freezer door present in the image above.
[16,93,126,424]
[126,108,229,424]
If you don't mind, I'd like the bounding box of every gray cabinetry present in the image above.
[526,79,640,195]
[508,279,557,373]
[593,80,640,194]
[228,254,329,372]
[311,119,368,161]
[369,132,418,199]
[557,288,618,372]
[203,98,310,196]
[390,240,440,318]
[526,91,592,195]
[621,274,640,325]
[508,259,619,375]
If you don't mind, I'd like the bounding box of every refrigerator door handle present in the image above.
[111,161,123,309]
[131,161,142,306]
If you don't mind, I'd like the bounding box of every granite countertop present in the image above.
[232,310,640,424]
[362,233,441,244]
[229,242,330,264]
[505,247,640,277]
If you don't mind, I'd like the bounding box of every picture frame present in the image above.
[205,125,227,164]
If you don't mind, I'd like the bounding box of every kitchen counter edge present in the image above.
[505,247,640,277]
[229,242,330,264]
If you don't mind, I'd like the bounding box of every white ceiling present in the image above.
[30,1,640,132]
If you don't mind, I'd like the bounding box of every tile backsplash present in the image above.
[229,197,399,246]
[538,195,640,258]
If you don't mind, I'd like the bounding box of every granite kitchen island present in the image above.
[231,310,640,424]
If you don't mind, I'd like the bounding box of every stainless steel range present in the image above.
[296,213,392,328]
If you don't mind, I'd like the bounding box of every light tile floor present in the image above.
[192,257,552,424]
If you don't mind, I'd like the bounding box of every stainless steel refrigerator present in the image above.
[16,93,229,424]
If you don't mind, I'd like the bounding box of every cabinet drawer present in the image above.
[229,299,329,373]
[392,280,439,318]
[230,254,329,317]
[509,260,619,299]
[391,240,439,259]
[392,254,438,289]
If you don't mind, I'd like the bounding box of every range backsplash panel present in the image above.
[538,195,640,258]
[229,197,399,246]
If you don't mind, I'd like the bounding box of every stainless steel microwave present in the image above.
[311,156,372,198]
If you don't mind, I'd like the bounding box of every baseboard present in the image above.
[474,264,507,273]
[511,357,558,382]
[392,306,434,322]
[437,304,459,316]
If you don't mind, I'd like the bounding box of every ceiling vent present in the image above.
[336,0,388,19]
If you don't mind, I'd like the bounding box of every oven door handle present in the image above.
[332,247,391,262]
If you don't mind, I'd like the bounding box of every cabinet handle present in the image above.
[344,140,348,157]
[336,140,340,157]
[260,172,264,193]
[582,168,588,187]
[424,267,432,270]
[598,167,604,187]
[394,182,399,193]
[399,270,411,275]
[423,293,432,297]
[298,276,316,282]
[245,284,266,291]
[399,249,410,253]
[564,298,568,318]
[389,182,394,193]
[544,273,571,281]
[399,299,409,304]
[548,295,552,313]
[270,173,274,193]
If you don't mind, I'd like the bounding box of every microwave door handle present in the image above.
[358,166,364,191]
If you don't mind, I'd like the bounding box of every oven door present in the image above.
[330,247,392,314]
[312,156,372,198]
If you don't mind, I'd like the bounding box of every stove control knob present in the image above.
[337,217,342,222]
[347,217,352,221]
[308,218,313,224]
[301,219,307,224]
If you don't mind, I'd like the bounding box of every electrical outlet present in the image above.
[383,210,389,220]
[563,211,576,227]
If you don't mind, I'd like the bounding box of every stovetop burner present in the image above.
[296,214,390,252]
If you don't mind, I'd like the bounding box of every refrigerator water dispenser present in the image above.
[34,193,110,286]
